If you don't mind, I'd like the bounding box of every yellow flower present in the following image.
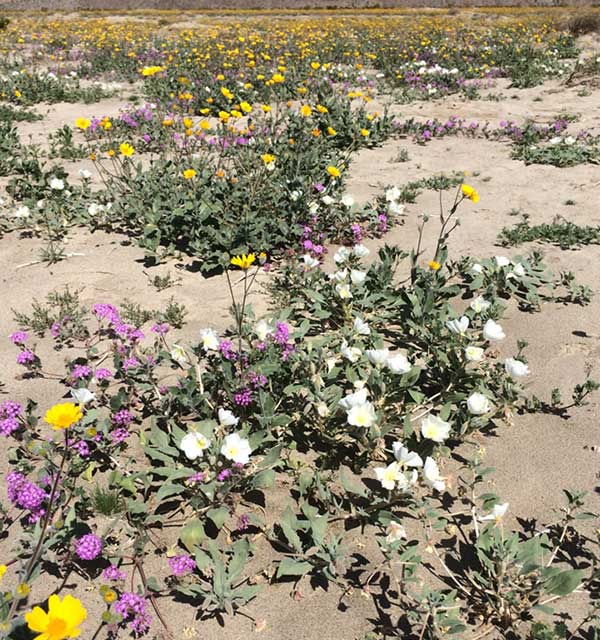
[100,117,112,131]
[428,260,441,271]
[103,589,117,604]
[240,101,252,113]
[25,594,87,640]
[271,73,284,83]
[74,118,90,131]
[360,128,370,137]
[326,126,337,136]
[261,105,271,113]
[141,65,163,77]
[230,254,256,270]
[461,184,479,203]
[119,142,134,157]
[0,565,6,580]
[316,104,328,114]
[300,105,312,117]
[17,582,30,598]
[183,169,196,180]
[261,153,275,165]
[221,87,234,100]
[44,402,82,431]
[327,166,340,178]
[14,90,22,99]
[311,62,321,70]
[107,149,115,158]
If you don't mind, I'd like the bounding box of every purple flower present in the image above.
[6,472,47,522]
[16,350,36,365]
[151,323,169,335]
[75,533,103,560]
[236,514,250,532]
[103,564,126,582]
[72,364,92,380]
[114,592,152,635]
[112,409,133,426]
[9,331,28,345]
[122,357,140,371]
[95,368,112,381]
[234,388,252,406]
[168,554,196,577]
[217,469,233,481]
[110,428,130,444]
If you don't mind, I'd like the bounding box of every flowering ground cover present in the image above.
[0,7,600,640]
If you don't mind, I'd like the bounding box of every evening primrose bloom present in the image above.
[420,415,451,443]
[466,392,491,415]
[482,319,505,341]
[44,402,83,430]
[25,594,87,640]
[347,401,376,428]
[465,346,484,362]
[480,502,509,524]
[423,457,445,492]
[180,431,211,460]
[505,358,529,378]
[375,462,407,491]
[199,328,219,351]
[221,433,252,465]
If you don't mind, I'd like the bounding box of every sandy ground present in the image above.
[1,34,600,640]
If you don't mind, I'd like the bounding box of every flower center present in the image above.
[47,617,68,640]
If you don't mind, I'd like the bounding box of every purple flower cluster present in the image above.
[103,564,126,582]
[95,367,112,381]
[114,592,152,635]
[273,322,294,360]
[16,350,36,366]
[0,400,22,437]
[9,331,28,344]
[234,388,252,407]
[93,303,144,343]
[219,339,236,361]
[112,409,133,426]
[72,364,92,380]
[7,471,47,522]
[75,533,103,560]
[168,554,196,577]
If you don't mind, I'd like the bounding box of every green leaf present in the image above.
[180,519,205,552]
[276,557,312,579]
[545,569,583,596]
[207,507,229,530]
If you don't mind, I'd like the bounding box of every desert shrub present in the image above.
[566,13,600,35]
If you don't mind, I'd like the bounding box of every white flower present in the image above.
[350,269,366,285]
[254,319,275,341]
[385,186,401,202]
[549,136,562,145]
[392,441,423,467]
[423,457,445,492]
[495,255,510,268]
[220,433,251,464]
[334,247,351,263]
[70,388,96,405]
[388,201,405,216]
[387,353,411,374]
[505,358,529,378]
[366,348,389,366]
[421,415,451,443]
[353,317,370,335]
[467,392,491,415]
[479,502,509,524]
[470,296,491,314]
[302,254,320,269]
[341,194,355,208]
[14,205,30,219]
[347,401,377,427]
[181,431,211,460]
[321,195,334,206]
[87,203,105,216]
[170,343,188,365]
[78,169,92,179]
[308,201,319,214]
[512,263,526,277]
[564,136,576,146]
[385,521,407,544]
[330,269,348,282]
[218,408,239,427]
[50,177,65,191]
[465,345,484,362]
[375,462,407,491]
[483,319,505,341]
[336,283,353,299]
[446,316,469,335]
[199,328,219,351]
[340,340,362,363]
[353,244,370,258]
[471,263,483,274]
[338,387,368,410]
